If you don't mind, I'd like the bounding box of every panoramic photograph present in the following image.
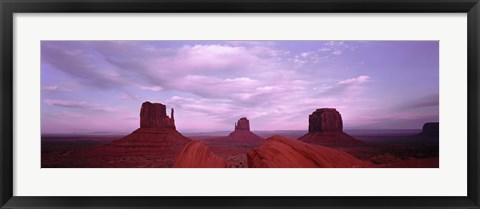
[41,40,439,168]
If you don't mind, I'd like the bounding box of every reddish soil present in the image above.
[198,137,262,168]
[42,131,438,168]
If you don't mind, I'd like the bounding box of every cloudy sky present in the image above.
[41,41,439,134]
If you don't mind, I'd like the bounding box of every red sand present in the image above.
[42,132,438,168]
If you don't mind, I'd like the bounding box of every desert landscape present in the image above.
[41,40,439,168]
[42,101,438,168]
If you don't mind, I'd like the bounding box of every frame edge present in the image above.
[1,0,480,208]
[0,0,14,208]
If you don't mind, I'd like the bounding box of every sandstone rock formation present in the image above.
[298,108,362,146]
[105,102,190,167]
[60,101,192,168]
[140,101,175,129]
[308,108,343,132]
[235,117,250,130]
[420,122,439,138]
[227,130,263,142]
[227,117,263,142]
[112,128,190,149]
[248,135,371,168]
[174,141,230,168]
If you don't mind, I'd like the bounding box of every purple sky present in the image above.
[41,41,439,134]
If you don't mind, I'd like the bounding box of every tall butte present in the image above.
[140,102,176,129]
[107,101,191,167]
[227,117,263,142]
[297,108,362,146]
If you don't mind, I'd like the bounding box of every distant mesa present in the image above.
[419,122,439,138]
[247,135,371,168]
[298,108,362,146]
[174,141,230,168]
[227,117,264,142]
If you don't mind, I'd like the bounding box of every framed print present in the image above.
[1,0,479,208]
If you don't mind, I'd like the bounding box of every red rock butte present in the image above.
[140,101,175,129]
[298,108,362,146]
[420,122,439,138]
[227,117,263,142]
[235,117,250,131]
[103,101,190,167]
[308,108,343,133]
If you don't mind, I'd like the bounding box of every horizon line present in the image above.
[41,128,425,136]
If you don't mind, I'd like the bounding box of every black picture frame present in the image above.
[1,0,479,208]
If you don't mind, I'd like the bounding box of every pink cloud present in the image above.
[119,92,139,100]
[43,99,121,113]
[41,41,438,132]
[44,99,88,108]
[41,85,58,94]
[337,75,370,85]
[138,85,163,91]
[164,44,260,73]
